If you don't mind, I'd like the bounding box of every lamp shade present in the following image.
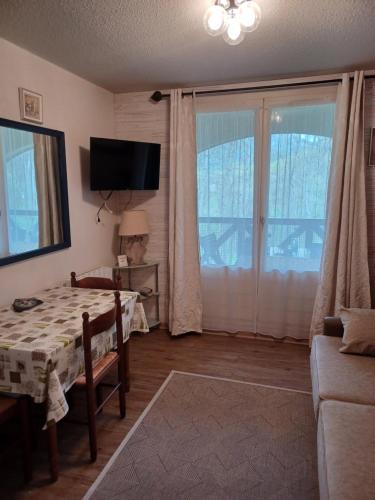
[119,210,150,236]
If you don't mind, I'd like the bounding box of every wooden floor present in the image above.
[0,330,312,499]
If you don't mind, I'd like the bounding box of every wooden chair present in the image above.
[0,396,32,483]
[74,290,126,462]
[71,271,122,290]
[70,270,131,392]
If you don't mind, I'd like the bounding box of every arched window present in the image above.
[196,102,335,273]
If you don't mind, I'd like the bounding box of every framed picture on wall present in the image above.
[19,88,43,124]
[369,128,375,166]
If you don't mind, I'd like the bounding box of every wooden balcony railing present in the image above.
[199,216,325,267]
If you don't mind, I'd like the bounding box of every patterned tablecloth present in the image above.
[0,286,149,426]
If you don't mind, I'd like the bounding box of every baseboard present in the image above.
[152,323,309,346]
[203,329,309,345]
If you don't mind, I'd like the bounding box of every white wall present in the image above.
[0,39,117,305]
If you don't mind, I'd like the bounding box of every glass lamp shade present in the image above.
[118,210,150,236]
[203,5,228,36]
[238,1,261,32]
[223,16,245,45]
[217,0,230,8]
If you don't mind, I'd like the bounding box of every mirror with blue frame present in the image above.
[0,118,70,267]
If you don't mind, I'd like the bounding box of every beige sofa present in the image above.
[310,318,375,500]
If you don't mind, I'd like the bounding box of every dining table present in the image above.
[0,285,149,481]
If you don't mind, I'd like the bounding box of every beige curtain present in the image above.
[34,134,62,247]
[310,71,371,340]
[169,89,203,336]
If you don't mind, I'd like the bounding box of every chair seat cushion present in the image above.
[318,400,375,500]
[75,351,118,386]
[311,335,375,416]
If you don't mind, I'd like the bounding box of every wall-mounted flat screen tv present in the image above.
[90,137,160,190]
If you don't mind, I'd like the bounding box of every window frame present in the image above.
[259,90,337,274]
[195,84,338,273]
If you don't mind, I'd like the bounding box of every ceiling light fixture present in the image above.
[204,0,261,45]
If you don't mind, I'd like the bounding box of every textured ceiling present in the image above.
[1,0,375,93]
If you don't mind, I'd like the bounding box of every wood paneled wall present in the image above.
[114,92,170,323]
[364,80,375,303]
[115,80,375,325]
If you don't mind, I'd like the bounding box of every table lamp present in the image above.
[118,210,150,265]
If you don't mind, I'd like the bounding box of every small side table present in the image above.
[113,262,160,329]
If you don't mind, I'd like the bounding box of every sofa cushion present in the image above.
[339,307,375,356]
[311,335,375,416]
[318,400,375,500]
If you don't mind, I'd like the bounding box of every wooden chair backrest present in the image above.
[82,291,124,385]
[71,271,122,290]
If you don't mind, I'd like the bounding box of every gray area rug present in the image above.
[85,371,318,500]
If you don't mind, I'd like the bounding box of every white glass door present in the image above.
[256,98,336,338]
[196,87,337,338]
[196,100,261,332]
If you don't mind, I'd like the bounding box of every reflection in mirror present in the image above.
[0,119,70,266]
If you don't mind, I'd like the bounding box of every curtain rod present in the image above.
[150,73,375,103]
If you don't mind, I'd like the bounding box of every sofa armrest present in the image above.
[323,317,344,337]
